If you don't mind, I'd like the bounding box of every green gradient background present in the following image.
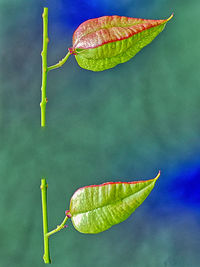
[0,0,200,266]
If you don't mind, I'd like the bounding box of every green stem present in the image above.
[40,8,71,127]
[40,7,49,127]
[48,51,71,71]
[40,178,51,264]
[47,216,69,237]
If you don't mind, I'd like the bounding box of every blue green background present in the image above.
[0,0,200,266]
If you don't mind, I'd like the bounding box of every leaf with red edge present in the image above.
[68,14,173,71]
[67,172,160,234]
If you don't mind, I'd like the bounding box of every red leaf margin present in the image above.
[72,171,160,193]
[69,14,173,52]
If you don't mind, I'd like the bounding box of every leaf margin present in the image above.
[69,14,173,71]
[69,171,160,234]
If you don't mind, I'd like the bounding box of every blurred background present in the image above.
[0,0,199,266]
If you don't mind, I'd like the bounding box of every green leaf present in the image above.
[68,172,160,234]
[68,14,173,71]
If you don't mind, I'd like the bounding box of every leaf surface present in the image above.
[69,172,160,233]
[69,15,173,71]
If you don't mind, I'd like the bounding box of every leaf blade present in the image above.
[69,15,173,71]
[69,172,160,234]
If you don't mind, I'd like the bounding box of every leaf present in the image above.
[68,14,173,71]
[68,172,160,234]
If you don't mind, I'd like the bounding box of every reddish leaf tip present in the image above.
[155,170,161,180]
[166,13,174,22]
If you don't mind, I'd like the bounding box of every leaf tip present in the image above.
[166,13,174,22]
[156,170,161,179]
[152,170,161,183]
